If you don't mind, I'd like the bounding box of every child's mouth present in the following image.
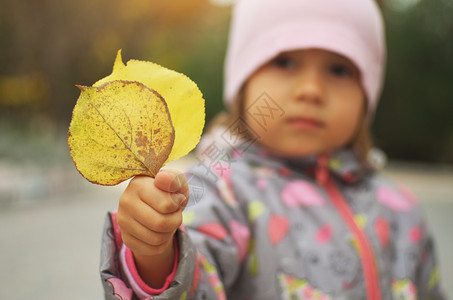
[287,117,324,130]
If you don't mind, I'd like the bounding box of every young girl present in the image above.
[100,0,446,299]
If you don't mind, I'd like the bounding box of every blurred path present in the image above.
[0,159,452,299]
[0,185,119,300]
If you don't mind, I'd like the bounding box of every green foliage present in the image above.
[374,0,453,164]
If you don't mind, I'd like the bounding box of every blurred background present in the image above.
[0,0,452,299]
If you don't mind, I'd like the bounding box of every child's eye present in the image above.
[330,64,354,77]
[271,56,294,69]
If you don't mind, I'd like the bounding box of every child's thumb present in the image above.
[155,170,189,195]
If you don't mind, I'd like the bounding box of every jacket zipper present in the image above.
[326,179,381,300]
[316,156,381,299]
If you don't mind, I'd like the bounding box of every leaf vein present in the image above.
[91,103,151,174]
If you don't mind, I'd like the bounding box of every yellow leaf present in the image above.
[68,80,175,185]
[95,50,205,163]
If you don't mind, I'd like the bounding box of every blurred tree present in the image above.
[374,0,453,164]
[0,0,228,125]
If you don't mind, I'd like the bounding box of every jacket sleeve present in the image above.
[388,183,447,300]
[99,168,249,299]
[100,212,135,300]
[415,223,447,299]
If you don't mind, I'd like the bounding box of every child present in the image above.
[100,0,446,299]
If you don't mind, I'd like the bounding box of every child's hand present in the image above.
[116,170,188,288]
[117,170,189,256]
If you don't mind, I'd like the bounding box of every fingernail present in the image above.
[170,173,186,191]
[172,193,186,207]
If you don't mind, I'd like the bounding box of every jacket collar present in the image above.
[197,129,371,184]
[240,143,370,184]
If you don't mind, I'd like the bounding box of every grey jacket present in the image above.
[100,144,446,300]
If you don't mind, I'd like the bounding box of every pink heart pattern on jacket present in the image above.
[281,180,325,208]
[230,220,251,262]
[377,186,413,212]
[268,214,290,245]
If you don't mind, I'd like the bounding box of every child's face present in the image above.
[244,49,365,157]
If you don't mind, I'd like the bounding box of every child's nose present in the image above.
[292,68,325,105]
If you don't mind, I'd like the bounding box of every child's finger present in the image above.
[153,170,190,211]
[120,227,174,257]
[154,170,188,194]
[126,175,180,213]
[135,201,183,233]
[134,181,186,214]
[119,188,183,233]
[120,216,175,247]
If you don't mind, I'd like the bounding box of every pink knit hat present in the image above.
[224,0,386,114]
